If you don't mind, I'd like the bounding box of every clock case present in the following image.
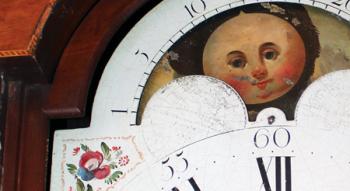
[0,1,159,190]
[4,0,350,190]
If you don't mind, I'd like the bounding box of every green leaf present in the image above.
[109,162,118,169]
[87,184,93,191]
[66,164,77,175]
[104,171,123,185]
[66,163,77,170]
[76,179,85,191]
[101,142,111,160]
[81,144,90,152]
[111,171,123,180]
[112,171,123,177]
[104,179,110,184]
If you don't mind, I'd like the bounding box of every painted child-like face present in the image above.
[203,13,306,104]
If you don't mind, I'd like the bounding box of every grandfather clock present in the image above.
[0,1,158,190]
[4,0,350,191]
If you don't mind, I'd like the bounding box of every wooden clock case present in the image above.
[0,0,160,190]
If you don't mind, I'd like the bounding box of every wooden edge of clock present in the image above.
[0,0,98,82]
[43,0,152,119]
[33,0,99,81]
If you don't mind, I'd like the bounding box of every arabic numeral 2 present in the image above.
[331,0,350,10]
[185,0,207,18]
[254,128,291,149]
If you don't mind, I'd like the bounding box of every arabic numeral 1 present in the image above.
[185,0,207,18]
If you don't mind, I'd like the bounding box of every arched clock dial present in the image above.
[50,0,350,191]
[122,72,350,191]
[141,76,247,158]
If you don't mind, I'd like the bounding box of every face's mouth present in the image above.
[257,91,272,99]
[252,79,273,90]
[231,76,273,90]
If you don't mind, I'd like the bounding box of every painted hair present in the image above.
[167,3,320,120]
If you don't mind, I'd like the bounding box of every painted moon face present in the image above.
[203,13,306,104]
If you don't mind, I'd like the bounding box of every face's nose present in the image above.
[251,65,268,81]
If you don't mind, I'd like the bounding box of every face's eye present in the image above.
[227,51,247,68]
[263,49,278,60]
[260,42,280,61]
[230,57,246,68]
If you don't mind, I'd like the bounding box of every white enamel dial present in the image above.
[50,0,350,191]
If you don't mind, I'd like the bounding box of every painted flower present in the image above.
[73,147,80,156]
[118,155,129,166]
[77,167,95,181]
[93,165,111,179]
[79,151,103,171]
[68,142,126,189]
[112,146,121,151]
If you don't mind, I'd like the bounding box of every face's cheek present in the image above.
[271,32,306,89]
[273,56,305,90]
[222,76,253,98]
[273,62,296,86]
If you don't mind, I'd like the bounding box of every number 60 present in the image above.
[254,128,291,149]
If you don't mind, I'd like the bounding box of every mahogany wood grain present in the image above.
[0,0,50,51]
[0,0,98,82]
[17,85,50,191]
[2,82,23,191]
[2,83,50,191]
[44,0,152,118]
[34,0,98,81]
